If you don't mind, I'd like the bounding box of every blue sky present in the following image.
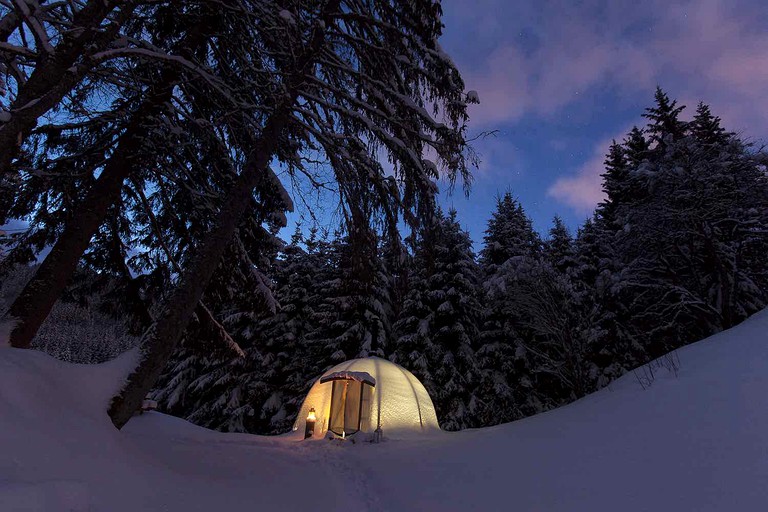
[432,0,768,243]
[5,0,768,254]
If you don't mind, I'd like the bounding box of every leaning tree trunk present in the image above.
[107,1,339,429]
[129,181,245,357]
[3,17,212,348]
[4,88,172,348]
[107,104,294,428]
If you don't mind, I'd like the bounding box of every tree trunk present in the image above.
[0,10,21,42]
[107,0,340,428]
[0,1,129,175]
[3,15,214,348]
[107,101,294,428]
[129,181,245,357]
[4,87,173,348]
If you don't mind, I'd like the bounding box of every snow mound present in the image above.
[2,310,768,511]
[0,349,351,511]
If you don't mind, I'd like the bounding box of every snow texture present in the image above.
[320,370,376,386]
[2,310,768,511]
[278,10,296,24]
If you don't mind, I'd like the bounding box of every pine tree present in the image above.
[393,209,482,430]
[690,102,730,146]
[623,126,650,169]
[476,196,543,424]
[102,0,472,428]
[544,216,575,274]
[2,3,259,349]
[0,1,140,175]
[643,87,687,147]
[479,192,541,271]
[309,228,391,369]
[597,141,628,226]
[608,94,768,357]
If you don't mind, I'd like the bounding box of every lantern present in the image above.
[304,408,316,439]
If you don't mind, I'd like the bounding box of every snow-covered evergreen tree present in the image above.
[544,216,575,274]
[308,228,391,369]
[587,92,768,363]
[475,194,543,423]
[479,192,541,272]
[393,209,482,430]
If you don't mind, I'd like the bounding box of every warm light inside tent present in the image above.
[294,357,440,438]
[307,408,316,422]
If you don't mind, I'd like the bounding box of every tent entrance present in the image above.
[327,379,374,437]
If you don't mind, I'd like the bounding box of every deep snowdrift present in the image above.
[1,310,767,511]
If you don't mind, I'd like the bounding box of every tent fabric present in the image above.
[294,357,440,438]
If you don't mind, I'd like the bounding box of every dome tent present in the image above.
[294,357,439,439]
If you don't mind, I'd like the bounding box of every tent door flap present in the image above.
[328,379,373,436]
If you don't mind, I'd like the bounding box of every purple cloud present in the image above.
[444,0,768,214]
[546,135,616,215]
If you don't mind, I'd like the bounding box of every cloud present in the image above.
[444,0,768,213]
[448,0,659,127]
[463,46,530,127]
[455,0,768,129]
[546,137,613,215]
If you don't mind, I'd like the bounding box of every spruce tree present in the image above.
[608,95,768,357]
[479,192,541,271]
[393,209,482,430]
[309,228,391,369]
[476,195,543,424]
[643,87,687,147]
[544,216,575,274]
[102,0,473,428]
[597,141,628,227]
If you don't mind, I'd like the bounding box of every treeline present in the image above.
[0,1,473,429]
[154,90,768,433]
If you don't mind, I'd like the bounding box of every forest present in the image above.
[1,1,767,437]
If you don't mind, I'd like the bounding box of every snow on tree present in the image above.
[393,209,482,430]
[475,194,543,423]
[105,0,473,429]
[308,228,392,368]
[588,92,768,365]
[479,192,541,272]
[544,216,575,274]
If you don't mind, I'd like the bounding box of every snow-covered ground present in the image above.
[2,310,767,511]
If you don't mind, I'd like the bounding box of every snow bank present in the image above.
[2,310,768,511]
[357,309,768,511]
[0,348,352,511]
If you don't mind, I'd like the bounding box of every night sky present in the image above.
[4,0,767,249]
[436,0,768,243]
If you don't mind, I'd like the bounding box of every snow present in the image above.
[278,10,296,24]
[320,370,376,386]
[2,310,768,510]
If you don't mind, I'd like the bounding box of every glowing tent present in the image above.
[294,357,439,439]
